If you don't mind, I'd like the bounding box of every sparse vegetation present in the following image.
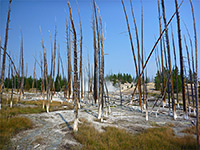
[73,120,196,150]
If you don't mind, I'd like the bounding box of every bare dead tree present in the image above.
[161,0,176,120]
[130,0,142,111]
[66,15,72,101]
[130,0,184,102]
[157,0,166,106]
[0,0,12,109]
[32,57,36,90]
[174,0,187,119]
[171,24,179,108]
[121,0,139,107]
[52,25,57,94]
[68,1,79,131]
[98,7,105,121]
[49,30,54,101]
[40,27,50,113]
[10,63,13,108]
[140,0,146,109]
[184,35,193,113]
[20,31,24,100]
[183,21,195,114]
[189,0,199,147]
[76,0,83,101]
[93,0,99,104]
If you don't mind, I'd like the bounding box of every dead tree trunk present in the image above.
[121,0,140,110]
[93,0,98,105]
[20,31,24,100]
[161,0,177,120]
[171,24,179,108]
[77,3,83,101]
[40,28,50,113]
[189,0,199,147]
[68,2,79,131]
[52,25,57,95]
[130,0,142,111]
[184,35,193,113]
[157,0,166,107]
[174,0,187,119]
[32,58,36,90]
[0,0,12,109]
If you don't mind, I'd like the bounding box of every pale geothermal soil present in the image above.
[9,93,196,150]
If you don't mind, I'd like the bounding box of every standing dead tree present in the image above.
[76,1,83,101]
[93,0,99,105]
[157,0,166,106]
[184,35,193,114]
[171,25,179,108]
[40,28,50,113]
[32,57,36,90]
[189,0,199,147]
[174,0,187,119]
[98,6,105,121]
[66,15,71,101]
[20,31,24,100]
[0,0,12,109]
[161,0,177,120]
[130,0,142,111]
[52,25,57,95]
[68,1,79,131]
[121,0,139,109]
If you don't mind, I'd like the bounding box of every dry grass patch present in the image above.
[73,120,196,150]
[0,116,33,150]
[181,125,200,135]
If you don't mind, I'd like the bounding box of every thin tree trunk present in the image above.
[157,0,166,107]
[32,58,36,90]
[10,64,13,108]
[189,0,199,147]
[161,0,176,120]
[20,31,24,100]
[171,24,179,108]
[121,0,140,110]
[174,0,187,119]
[184,35,193,113]
[40,27,50,113]
[0,0,12,109]
[66,16,71,101]
[93,0,98,104]
[68,2,79,131]
[76,1,82,108]
[52,25,57,95]
[130,0,142,111]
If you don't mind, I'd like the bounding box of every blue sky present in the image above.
[0,0,199,80]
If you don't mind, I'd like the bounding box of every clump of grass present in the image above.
[73,120,196,150]
[0,116,33,150]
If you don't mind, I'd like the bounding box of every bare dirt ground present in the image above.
[9,89,196,150]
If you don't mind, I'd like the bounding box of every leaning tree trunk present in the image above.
[130,0,142,111]
[68,2,79,132]
[0,0,12,110]
[161,0,177,120]
[121,0,140,110]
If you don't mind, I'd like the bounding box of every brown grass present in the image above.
[73,120,196,150]
[0,116,33,150]
[182,125,200,135]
